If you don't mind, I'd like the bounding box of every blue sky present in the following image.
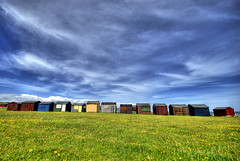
[0,0,240,111]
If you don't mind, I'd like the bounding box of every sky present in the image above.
[0,0,240,111]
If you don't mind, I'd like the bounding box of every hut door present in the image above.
[61,105,66,112]
[79,106,82,112]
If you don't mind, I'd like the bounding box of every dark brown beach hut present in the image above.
[136,103,151,114]
[21,101,40,111]
[132,104,136,112]
[153,103,168,115]
[169,104,189,115]
[7,102,21,111]
[120,104,132,114]
[213,107,235,116]
[188,104,210,116]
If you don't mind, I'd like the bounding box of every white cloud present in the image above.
[1,3,74,40]
[12,51,57,71]
[186,56,240,77]
[0,93,88,103]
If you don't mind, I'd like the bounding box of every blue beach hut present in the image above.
[38,102,54,112]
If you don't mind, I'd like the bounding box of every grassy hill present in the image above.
[0,108,239,160]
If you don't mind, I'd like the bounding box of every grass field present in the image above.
[0,108,239,160]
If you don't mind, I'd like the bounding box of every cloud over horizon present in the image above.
[0,0,240,110]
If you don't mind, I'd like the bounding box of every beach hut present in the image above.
[86,101,100,113]
[7,102,21,111]
[136,103,151,114]
[153,103,168,115]
[120,104,132,114]
[38,102,54,112]
[54,101,72,112]
[0,102,8,108]
[169,104,189,115]
[132,104,136,112]
[188,104,210,116]
[213,107,235,116]
[101,102,117,113]
[21,101,40,111]
[72,103,86,112]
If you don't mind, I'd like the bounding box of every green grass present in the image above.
[0,108,239,160]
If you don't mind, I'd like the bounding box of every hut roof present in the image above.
[55,101,70,104]
[214,107,231,110]
[101,102,116,105]
[9,102,22,104]
[170,104,187,107]
[39,102,53,105]
[188,104,209,108]
[87,101,99,104]
[22,101,40,103]
[120,104,132,106]
[73,103,85,105]
[137,103,151,107]
[154,103,167,106]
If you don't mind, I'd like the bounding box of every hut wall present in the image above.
[132,106,136,112]
[226,108,235,116]
[182,107,189,115]
[54,103,71,112]
[38,103,54,112]
[38,104,49,111]
[194,108,210,116]
[173,107,183,115]
[54,104,62,112]
[21,102,39,111]
[65,103,71,112]
[60,104,66,112]
[169,105,189,115]
[188,106,195,116]
[153,106,156,114]
[73,105,86,112]
[120,105,132,114]
[137,106,151,114]
[73,105,80,112]
[7,102,21,111]
[73,105,78,112]
[169,106,174,115]
[188,105,210,116]
[154,105,168,115]
[101,105,116,113]
[86,104,99,113]
[214,110,226,116]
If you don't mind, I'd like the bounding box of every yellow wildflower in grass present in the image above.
[29,149,33,153]
[58,153,60,156]
[179,157,182,160]
[54,151,57,154]
[63,160,67,161]
[205,157,209,159]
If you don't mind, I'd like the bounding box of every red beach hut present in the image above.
[213,107,235,116]
[153,103,168,115]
